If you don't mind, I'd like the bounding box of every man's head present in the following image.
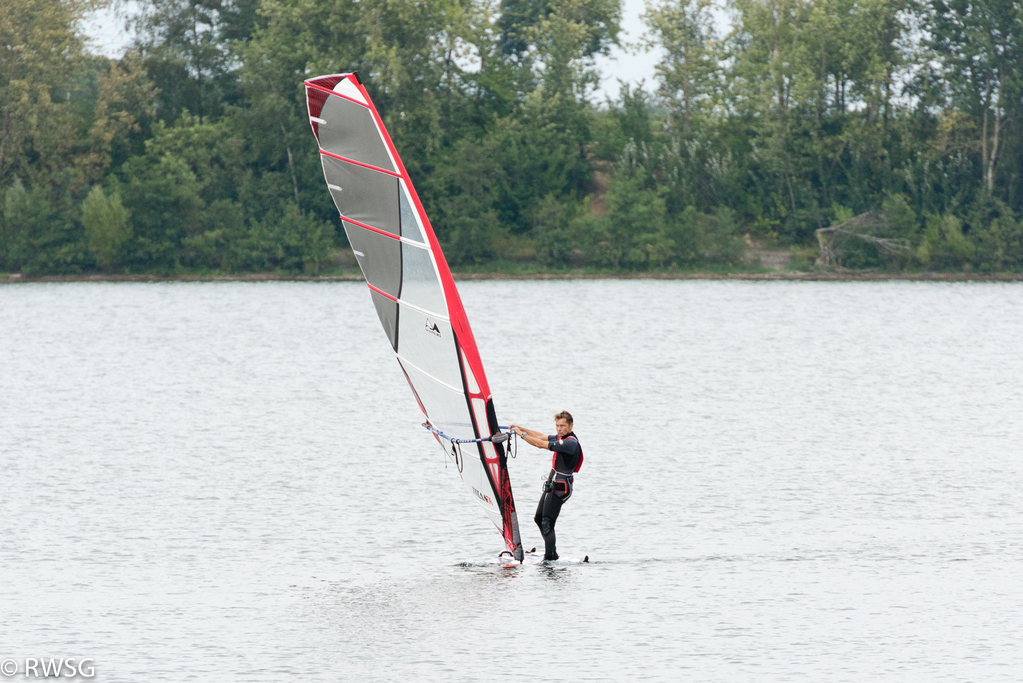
[554,410,573,437]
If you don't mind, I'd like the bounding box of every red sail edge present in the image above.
[304,73,523,561]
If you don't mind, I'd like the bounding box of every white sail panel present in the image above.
[332,77,367,104]
[397,359,472,434]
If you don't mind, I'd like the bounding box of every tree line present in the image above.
[1,0,1021,275]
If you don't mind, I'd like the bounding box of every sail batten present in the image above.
[395,354,464,394]
[319,149,402,178]
[305,72,523,561]
[340,215,429,248]
[366,283,450,322]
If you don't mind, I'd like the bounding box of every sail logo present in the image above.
[472,487,493,506]
[425,319,441,337]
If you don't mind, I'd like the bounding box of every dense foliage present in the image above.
[1,0,1022,275]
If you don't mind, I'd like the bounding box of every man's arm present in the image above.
[548,436,579,457]
[509,424,549,450]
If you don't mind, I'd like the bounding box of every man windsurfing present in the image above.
[510,411,583,561]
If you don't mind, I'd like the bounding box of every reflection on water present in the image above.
[2,280,1022,682]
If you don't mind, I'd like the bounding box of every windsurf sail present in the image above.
[304,73,523,562]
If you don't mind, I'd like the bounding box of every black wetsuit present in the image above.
[534,431,582,561]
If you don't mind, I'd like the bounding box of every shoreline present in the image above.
[4,271,1023,283]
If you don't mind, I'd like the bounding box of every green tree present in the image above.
[426,136,507,265]
[491,90,593,233]
[234,203,335,273]
[120,142,204,270]
[964,196,1023,271]
[532,194,580,266]
[0,178,42,270]
[1,178,86,274]
[593,82,657,162]
[695,207,743,264]
[917,211,975,269]
[925,0,1022,197]
[586,166,669,268]
[132,0,240,122]
[721,0,913,240]
[82,185,132,269]
[527,0,621,99]
[642,0,719,135]
[0,0,97,187]
[79,57,158,184]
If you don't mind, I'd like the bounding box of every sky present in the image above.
[594,0,666,101]
[82,0,668,102]
[82,3,135,57]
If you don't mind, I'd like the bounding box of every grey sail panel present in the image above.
[316,94,396,173]
[341,221,402,298]
[370,289,399,351]
[321,155,401,235]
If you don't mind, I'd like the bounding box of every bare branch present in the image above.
[815,211,912,266]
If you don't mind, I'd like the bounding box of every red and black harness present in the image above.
[548,433,583,497]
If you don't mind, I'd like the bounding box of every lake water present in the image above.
[1,280,1021,682]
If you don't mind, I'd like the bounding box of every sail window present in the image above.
[398,181,426,244]
[399,243,446,316]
